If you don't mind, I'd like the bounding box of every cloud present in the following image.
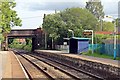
[15,0,86,3]
[12,10,55,29]
[118,1,120,17]
[28,2,85,11]
[103,2,118,18]
[13,0,119,29]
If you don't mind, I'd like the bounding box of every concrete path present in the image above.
[0,51,27,79]
[0,52,2,80]
[0,51,8,80]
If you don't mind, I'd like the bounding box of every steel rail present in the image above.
[16,52,55,80]
[28,53,103,80]
[30,52,104,80]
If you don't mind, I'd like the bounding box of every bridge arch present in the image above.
[7,28,45,51]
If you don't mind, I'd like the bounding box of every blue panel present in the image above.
[78,41,89,53]
[69,37,90,54]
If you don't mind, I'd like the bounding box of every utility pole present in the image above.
[106,15,117,60]
[55,9,57,13]
[45,32,47,49]
[43,14,47,49]
[100,16,103,31]
[100,19,103,31]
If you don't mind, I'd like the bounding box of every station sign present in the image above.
[83,31,92,35]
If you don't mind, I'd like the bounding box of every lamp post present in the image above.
[84,30,94,54]
[68,29,74,37]
[106,15,117,60]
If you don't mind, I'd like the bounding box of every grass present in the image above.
[82,51,120,60]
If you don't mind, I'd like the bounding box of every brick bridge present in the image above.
[7,28,45,51]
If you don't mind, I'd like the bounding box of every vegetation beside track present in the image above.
[83,51,120,60]
[9,38,32,51]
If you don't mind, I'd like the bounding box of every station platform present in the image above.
[35,50,120,68]
[0,51,27,79]
[37,50,69,54]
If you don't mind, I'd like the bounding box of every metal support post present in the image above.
[84,30,94,54]
[114,23,117,60]
[91,30,94,54]
[45,33,47,49]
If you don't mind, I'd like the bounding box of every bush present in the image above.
[88,50,92,54]
[9,38,32,51]
[94,34,112,44]
[9,43,25,49]
[23,45,32,51]
[83,50,92,55]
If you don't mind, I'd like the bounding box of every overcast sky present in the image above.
[12,0,120,29]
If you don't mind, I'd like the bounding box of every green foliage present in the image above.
[88,50,92,54]
[118,35,120,39]
[43,13,61,40]
[9,38,32,51]
[86,0,105,19]
[0,2,22,42]
[60,8,98,33]
[9,39,25,49]
[83,51,120,60]
[102,21,114,31]
[0,34,4,41]
[23,45,32,51]
[25,38,32,45]
[43,8,98,45]
[94,34,112,44]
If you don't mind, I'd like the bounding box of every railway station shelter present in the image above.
[69,37,90,54]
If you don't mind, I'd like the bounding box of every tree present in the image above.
[43,8,98,47]
[0,2,22,50]
[86,0,104,19]
[1,2,22,33]
[43,13,64,49]
[102,21,114,31]
[60,8,98,35]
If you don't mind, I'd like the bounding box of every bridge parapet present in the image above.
[8,29,35,37]
[7,28,45,51]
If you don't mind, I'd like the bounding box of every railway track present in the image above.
[14,50,104,80]
[16,54,54,80]
[15,51,82,80]
[29,53,104,80]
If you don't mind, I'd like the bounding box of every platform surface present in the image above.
[36,50,120,68]
[0,51,27,79]
[36,50,69,54]
[62,54,120,68]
